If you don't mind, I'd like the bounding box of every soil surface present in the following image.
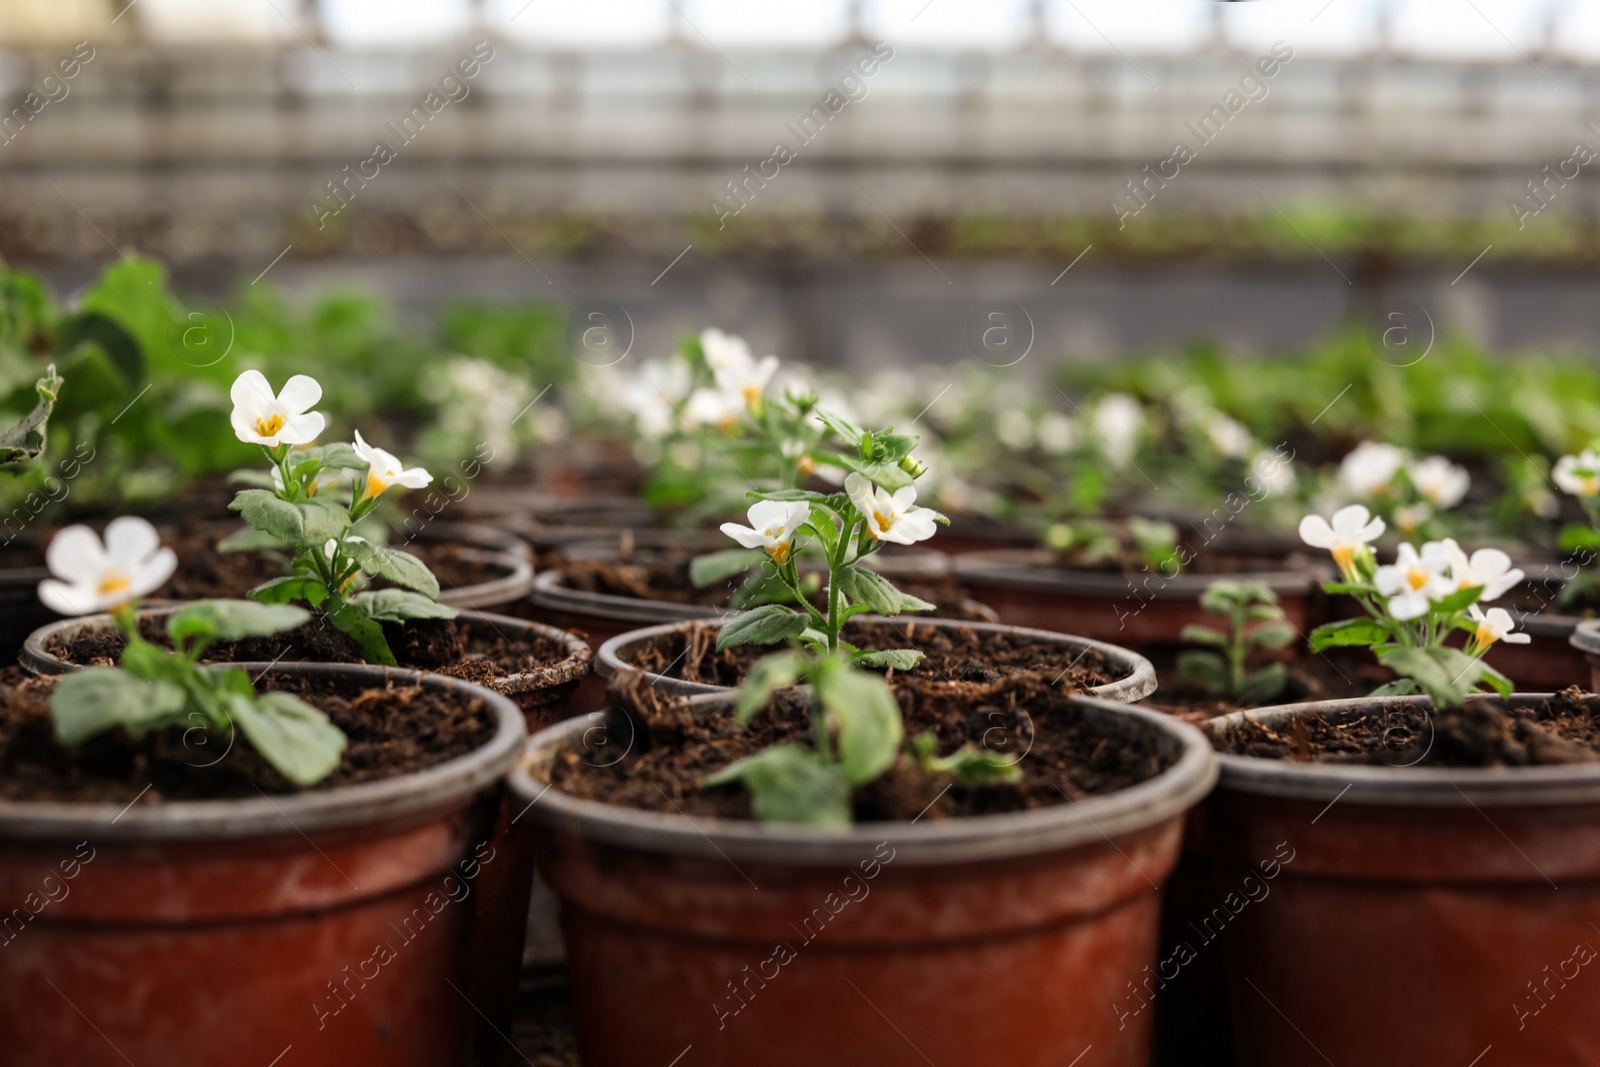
[1214,686,1600,767]
[47,615,574,688]
[551,667,1170,822]
[0,666,494,803]
[1030,546,1314,578]
[555,555,996,621]
[625,619,1120,692]
[156,528,510,601]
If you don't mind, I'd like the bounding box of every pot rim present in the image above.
[1567,617,1600,654]
[19,606,593,698]
[593,616,1159,704]
[950,547,1326,598]
[0,662,526,842]
[1205,693,1600,807]
[412,521,535,609]
[510,692,1216,867]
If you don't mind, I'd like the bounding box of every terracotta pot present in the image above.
[20,605,591,1048]
[952,548,1328,650]
[0,663,526,1067]
[1203,694,1600,1067]
[595,615,1159,704]
[511,692,1218,1067]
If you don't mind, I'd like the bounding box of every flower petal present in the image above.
[276,374,323,415]
[276,410,326,446]
[230,369,273,413]
[132,547,178,598]
[38,578,101,617]
[103,516,162,571]
[845,473,877,520]
[45,525,107,582]
[1297,515,1335,549]
[720,523,769,550]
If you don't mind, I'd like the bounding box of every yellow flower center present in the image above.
[797,455,816,477]
[871,510,893,538]
[255,413,285,438]
[365,472,389,499]
[1474,624,1497,648]
[742,383,762,406]
[1331,544,1356,573]
[1407,567,1429,592]
[717,415,738,433]
[97,570,131,597]
[1584,475,1598,496]
[765,541,791,565]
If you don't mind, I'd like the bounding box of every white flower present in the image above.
[699,328,753,375]
[621,356,691,439]
[229,370,326,447]
[38,517,177,616]
[1408,455,1470,509]
[1252,450,1296,494]
[720,500,811,565]
[846,472,939,546]
[1554,449,1600,498]
[1036,411,1076,455]
[1298,504,1385,576]
[352,430,432,499]
[995,410,1033,452]
[1339,441,1407,498]
[1374,542,1453,621]
[684,387,744,432]
[1206,414,1253,459]
[1394,503,1432,537]
[1469,605,1530,648]
[1444,540,1524,602]
[1092,394,1143,464]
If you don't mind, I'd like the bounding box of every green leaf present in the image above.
[327,595,396,666]
[1379,646,1474,708]
[249,575,329,608]
[1429,586,1483,616]
[814,406,867,449]
[926,741,1023,785]
[1249,622,1298,650]
[1176,650,1227,694]
[50,668,186,745]
[216,526,288,552]
[0,366,61,465]
[736,651,802,723]
[1560,524,1600,553]
[168,600,309,648]
[1180,624,1230,648]
[852,648,924,671]
[703,745,852,828]
[690,548,765,588]
[344,541,441,600]
[1480,662,1515,700]
[1237,661,1288,705]
[833,566,935,616]
[816,667,904,787]
[227,690,346,786]
[1368,679,1422,698]
[716,604,810,650]
[231,490,351,552]
[746,488,845,506]
[1309,617,1389,652]
[350,588,458,623]
[306,441,369,472]
[1322,581,1377,596]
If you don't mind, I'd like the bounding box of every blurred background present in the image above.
[3,0,1600,369]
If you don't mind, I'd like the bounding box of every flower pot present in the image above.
[595,615,1159,704]
[0,536,51,664]
[0,662,526,1067]
[510,691,1218,1067]
[1481,609,1589,690]
[952,548,1328,650]
[532,544,993,712]
[1202,694,1600,1067]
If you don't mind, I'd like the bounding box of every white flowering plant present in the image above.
[1335,441,1470,541]
[1301,505,1527,708]
[225,371,454,666]
[40,518,345,786]
[1550,447,1600,607]
[700,409,1018,825]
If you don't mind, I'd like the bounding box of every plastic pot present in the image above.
[511,692,1218,1067]
[1203,694,1600,1067]
[1565,618,1600,691]
[952,548,1328,650]
[395,521,535,614]
[595,615,1159,704]
[0,662,526,1067]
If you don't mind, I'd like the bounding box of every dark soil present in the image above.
[0,665,494,804]
[1148,650,1389,722]
[156,528,510,602]
[548,668,1171,822]
[1033,546,1314,579]
[627,619,1120,691]
[1214,686,1600,768]
[46,615,573,686]
[556,556,996,621]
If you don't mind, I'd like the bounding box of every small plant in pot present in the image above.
[0,518,529,1065]
[1199,507,1600,1067]
[594,407,1157,702]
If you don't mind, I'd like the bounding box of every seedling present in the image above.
[1177,580,1295,705]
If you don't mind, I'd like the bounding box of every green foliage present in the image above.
[50,599,344,785]
[1178,580,1294,705]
